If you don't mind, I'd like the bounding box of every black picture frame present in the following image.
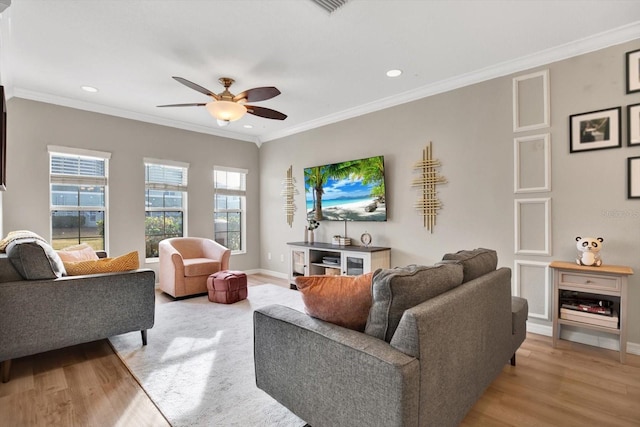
[628,156,640,199]
[628,103,640,146]
[626,48,640,94]
[569,107,621,153]
[0,86,6,191]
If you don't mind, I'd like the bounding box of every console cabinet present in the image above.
[287,242,391,288]
[550,261,633,363]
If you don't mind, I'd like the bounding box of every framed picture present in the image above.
[626,48,640,94]
[569,107,621,153]
[628,103,640,146]
[628,157,640,199]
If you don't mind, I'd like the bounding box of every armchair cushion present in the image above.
[6,239,66,280]
[183,258,221,277]
[365,263,464,342]
[295,272,373,331]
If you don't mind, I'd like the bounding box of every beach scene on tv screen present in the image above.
[304,155,386,221]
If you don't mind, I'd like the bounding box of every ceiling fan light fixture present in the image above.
[206,100,247,122]
[217,119,230,127]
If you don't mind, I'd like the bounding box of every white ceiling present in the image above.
[1,1,639,144]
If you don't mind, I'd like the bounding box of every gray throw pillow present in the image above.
[441,248,497,283]
[6,239,66,280]
[365,263,464,342]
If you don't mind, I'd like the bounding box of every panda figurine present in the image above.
[575,236,603,267]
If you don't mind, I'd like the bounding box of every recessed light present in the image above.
[386,69,402,78]
[81,86,99,93]
[243,124,253,129]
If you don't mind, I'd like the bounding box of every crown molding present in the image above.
[11,88,260,144]
[260,21,640,143]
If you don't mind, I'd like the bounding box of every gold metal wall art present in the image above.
[412,141,447,233]
[281,165,297,227]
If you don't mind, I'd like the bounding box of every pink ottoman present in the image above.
[207,270,248,304]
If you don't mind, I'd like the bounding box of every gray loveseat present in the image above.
[0,241,155,383]
[254,249,528,427]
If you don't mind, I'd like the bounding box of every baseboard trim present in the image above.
[253,268,288,280]
[527,320,640,356]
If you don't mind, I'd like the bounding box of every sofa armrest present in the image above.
[254,304,420,427]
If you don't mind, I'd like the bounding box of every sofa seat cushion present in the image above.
[295,272,373,331]
[6,239,66,280]
[365,263,464,342]
[511,296,528,335]
[64,251,140,276]
[441,248,498,283]
[183,258,221,277]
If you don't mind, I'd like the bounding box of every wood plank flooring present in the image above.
[1,273,639,426]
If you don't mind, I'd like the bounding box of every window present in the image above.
[49,146,110,251]
[145,159,188,258]
[214,166,247,253]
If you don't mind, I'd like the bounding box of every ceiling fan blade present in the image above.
[157,103,207,107]
[172,77,220,100]
[233,87,281,103]
[245,105,287,120]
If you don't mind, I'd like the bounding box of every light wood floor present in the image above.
[1,273,639,427]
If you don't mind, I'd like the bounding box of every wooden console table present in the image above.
[550,261,633,363]
[287,242,390,289]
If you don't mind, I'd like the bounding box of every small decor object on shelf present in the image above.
[360,232,372,247]
[281,165,298,227]
[412,141,447,233]
[307,219,319,244]
[575,236,603,267]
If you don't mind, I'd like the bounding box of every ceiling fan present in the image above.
[158,76,287,127]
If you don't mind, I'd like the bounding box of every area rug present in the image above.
[109,284,306,427]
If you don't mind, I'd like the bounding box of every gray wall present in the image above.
[3,99,261,274]
[260,39,640,346]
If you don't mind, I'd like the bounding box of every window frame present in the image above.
[48,145,111,252]
[144,158,189,261]
[213,165,247,255]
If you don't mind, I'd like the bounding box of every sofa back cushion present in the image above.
[6,240,66,280]
[441,248,497,283]
[365,263,464,342]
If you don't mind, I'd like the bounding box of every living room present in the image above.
[1,1,640,426]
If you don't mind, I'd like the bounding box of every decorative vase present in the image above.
[309,229,315,244]
[304,226,309,243]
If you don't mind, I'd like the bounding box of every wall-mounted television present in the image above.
[0,85,6,191]
[304,155,386,221]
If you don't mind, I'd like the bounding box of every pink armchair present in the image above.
[159,237,231,298]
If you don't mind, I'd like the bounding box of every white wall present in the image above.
[3,99,261,274]
[260,39,640,346]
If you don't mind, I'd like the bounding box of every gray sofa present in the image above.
[0,243,155,383]
[254,249,528,427]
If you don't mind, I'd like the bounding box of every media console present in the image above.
[287,242,391,289]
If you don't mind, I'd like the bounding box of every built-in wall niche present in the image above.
[514,133,551,193]
[512,69,550,132]
[514,197,551,256]
[514,260,550,320]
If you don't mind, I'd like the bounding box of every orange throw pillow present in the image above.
[295,272,373,331]
[64,251,139,276]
